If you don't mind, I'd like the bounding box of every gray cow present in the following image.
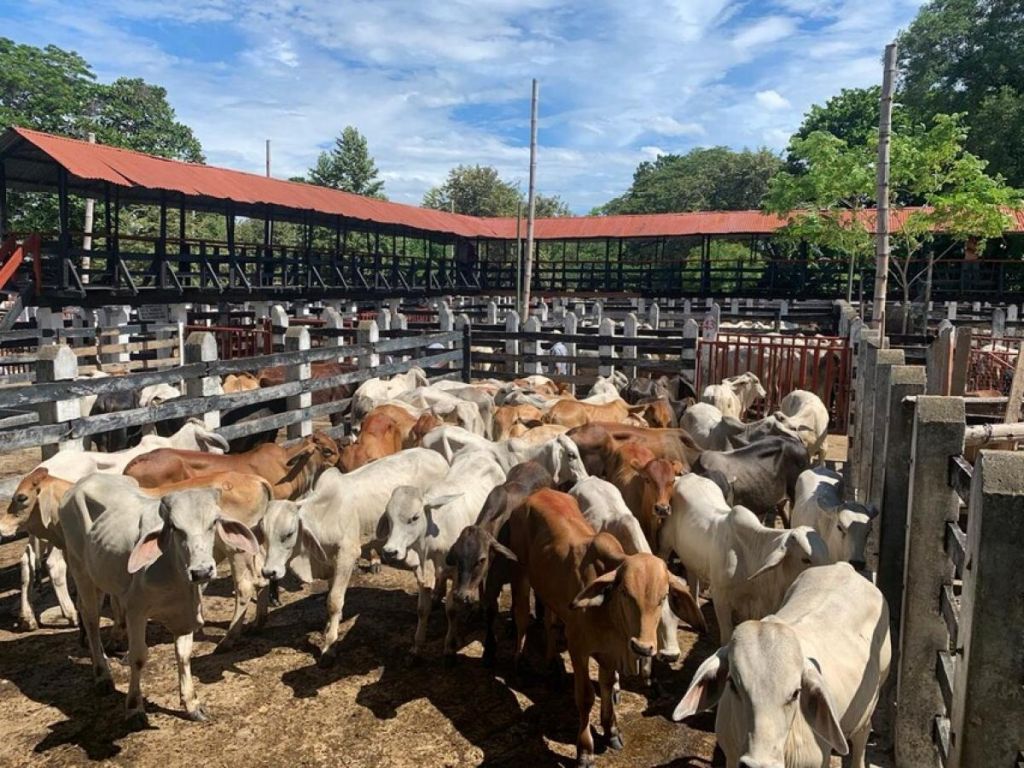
[59,474,258,725]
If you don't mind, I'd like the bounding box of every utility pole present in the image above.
[872,42,898,330]
[265,139,271,177]
[521,79,539,320]
[515,201,522,310]
[81,132,96,284]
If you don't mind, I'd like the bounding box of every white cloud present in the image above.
[0,0,926,211]
[755,89,791,110]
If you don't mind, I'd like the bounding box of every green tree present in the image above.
[898,0,1024,186]
[599,147,782,214]
[307,126,385,198]
[533,193,572,218]
[93,78,203,162]
[424,165,520,216]
[766,115,1021,329]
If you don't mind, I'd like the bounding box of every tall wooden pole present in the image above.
[872,42,898,330]
[81,132,96,284]
[265,139,271,178]
[515,200,522,310]
[521,79,539,320]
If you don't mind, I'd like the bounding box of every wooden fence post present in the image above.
[270,304,288,352]
[36,344,80,459]
[949,450,1024,768]
[523,316,543,375]
[564,312,578,394]
[285,326,311,440]
[623,313,638,380]
[681,318,699,389]
[357,320,379,370]
[505,309,520,376]
[598,317,615,378]
[894,396,965,768]
[876,365,927,735]
[184,332,220,430]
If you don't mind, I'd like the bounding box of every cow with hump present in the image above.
[58,474,259,725]
[506,488,705,767]
[674,563,891,768]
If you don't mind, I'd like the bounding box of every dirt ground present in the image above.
[0,441,721,768]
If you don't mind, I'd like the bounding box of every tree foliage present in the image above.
[307,126,386,198]
[599,147,782,214]
[898,0,1024,186]
[423,164,570,217]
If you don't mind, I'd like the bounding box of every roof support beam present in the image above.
[0,159,7,242]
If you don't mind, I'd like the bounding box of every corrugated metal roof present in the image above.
[3,127,1023,241]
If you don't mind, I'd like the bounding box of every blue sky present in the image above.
[1,0,925,212]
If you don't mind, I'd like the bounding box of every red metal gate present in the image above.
[696,333,852,431]
[186,324,272,360]
[967,336,1020,394]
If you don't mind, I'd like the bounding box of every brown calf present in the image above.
[493,403,546,440]
[607,441,685,550]
[123,431,339,500]
[544,399,646,430]
[339,412,404,471]
[506,488,704,767]
[569,423,702,477]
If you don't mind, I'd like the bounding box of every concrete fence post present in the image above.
[537,299,549,323]
[729,297,739,315]
[592,300,603,325]
[357,320,379,371]
[636,296,645,316]
[623,312,638,380]
[876,365,927,734]
[376,307,391,333]
[504,310,521,376]
[851,328,882,500]
[991,307,1006,338]
[682,298,691,321]
[949,450,1024,768]
[486,300,498,325]
[598,317,616,379]
[894,396,965,768]
[36,344,81,459]
[946,301,957,320]
[270,304,289,353]
[35,307,63,347]
[523,317,543,375]
[285,326,312,440]
[648,302,660,330]
[926,321,955,395]
[184,332,220,431]
[438,302,454,336]
[573,301,585,320]
[101,306,130,365]
[563,312,578,394]
[867,349,907,513]
[681,318,699,390]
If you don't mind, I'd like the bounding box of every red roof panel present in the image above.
[5,127,1023,240]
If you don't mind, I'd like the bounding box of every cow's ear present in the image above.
[286,445,315,467]
[747,538,791,580]
[668,575,706,634]
[251,519,266,546]
[673,647,729,721]
[800,659,848,755]
[487,534,518,563]
[571,569,618,609]
[671,460,687,475]
[298,519,328,564]
[375,512,391,543]
[128,525,166,574]
[216,516,260,556]
[424,494,462,512]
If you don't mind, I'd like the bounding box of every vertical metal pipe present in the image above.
[872,42,898,329]
[521,79,539,318]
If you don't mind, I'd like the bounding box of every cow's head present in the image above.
[638,456,686,519]
[673,622,848,764]
[571,553,704,676]
[411,412,444,445]
[257,499,328,581]
[748,525,831,581]
[379,485,450,564]
[547,434,590,485]
[2,468,56,538]
[287,432,341,472]
[833,502,876,570]
[446,521,517,605]
[128,488,258,583]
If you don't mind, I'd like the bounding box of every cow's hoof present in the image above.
[607,733,624,751]
[442,653,457,669]
[186,704,210,723]
[17,616,38,632]
[369,562,382,575]
[576,753,596,768]
[94,677,115,696]
[125,710,149,730]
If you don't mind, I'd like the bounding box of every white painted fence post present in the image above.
[376,307,392,333]
[681,318,699,390]
[357,320,379,370]
[270,304,289,352]
[285,326,312,440]
[37,344,81,459]
[648,302,660,330]
[592,300,603,325]
[101,306,130,365]
[523,316,543,375]
[623,312,638,380]
[564,312,578,394]
[991,307,1005,338]
[598,317,615,378]
[486,300,498,325]
[320,307,346,362]
[184,332,220,431]
[505,310,521,376]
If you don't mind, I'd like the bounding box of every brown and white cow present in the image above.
[506,488,705,767]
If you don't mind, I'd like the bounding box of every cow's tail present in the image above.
[69,485,96,535]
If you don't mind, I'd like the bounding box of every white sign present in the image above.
[138,304,170,323]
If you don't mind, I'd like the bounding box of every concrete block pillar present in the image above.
[35,307,63,346]
[894,396,965,768]
[867,349,907,513]
[949,450,1024,768]
[648,302,660,330]
[591,300,603,325]
[523,316,543,375]
[320,307,346,360]
[101,306,130,365]
[564,312,578,393]
[357,320,379,370]
[184,332,221,431]
[376,308,391,333]
[36,344,81,459]
[991,307,1006,338]
[537,299,549,323]
[598,317,616,378]
[486,301,498,325]
[285,327,312,440]
[681,319,699,389]
[623,313,638,380]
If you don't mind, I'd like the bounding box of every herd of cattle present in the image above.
[1,365,890,768]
